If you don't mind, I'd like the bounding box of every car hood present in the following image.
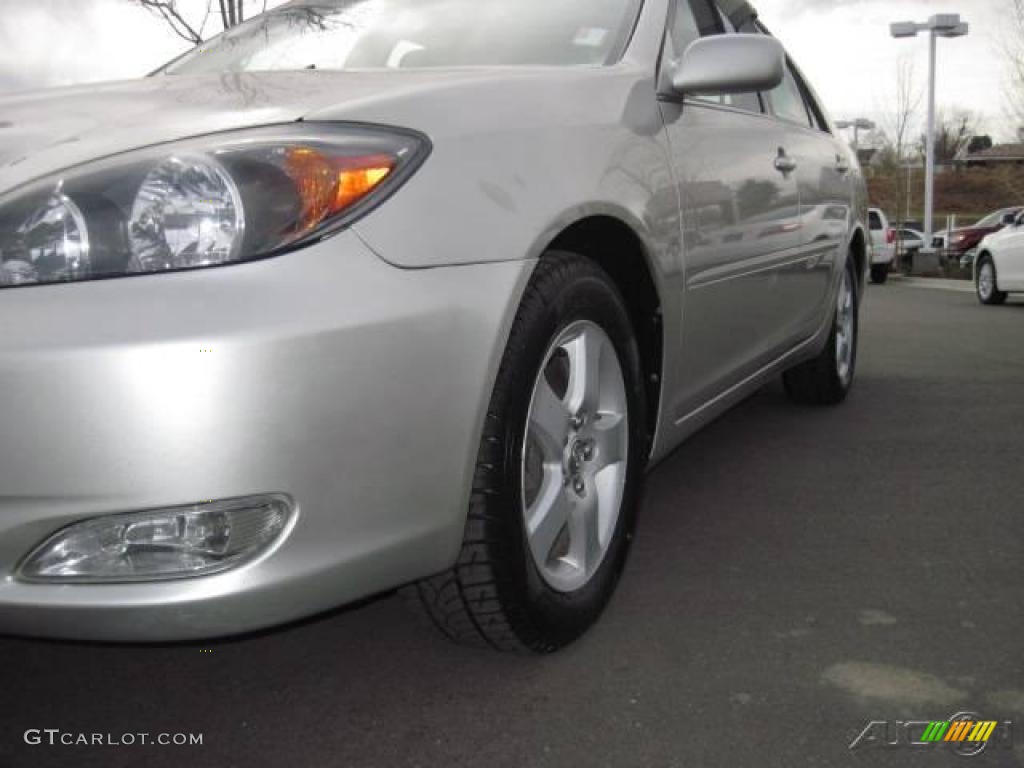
[948,226,993,236]
[980,227,1016,246]
[0,70,497,194]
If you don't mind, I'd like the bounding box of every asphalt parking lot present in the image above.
[1,281,1022,768]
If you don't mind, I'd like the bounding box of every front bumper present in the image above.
[870,244,895,266]
[0,231,532,641]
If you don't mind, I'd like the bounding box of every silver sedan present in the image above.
[0,0,868,650]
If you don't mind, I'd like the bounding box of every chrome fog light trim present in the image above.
[18,494,294,583]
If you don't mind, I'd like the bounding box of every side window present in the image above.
[766,64,813,127]
[669,0,701,53]
[675,1,761,114]
[670,0,721,54]
[707,9,762,114]
[692,0,724,36]
[751,20,829,132]
[791,66,830,132]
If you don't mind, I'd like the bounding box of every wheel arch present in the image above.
[848,225,868,294]
[974,249,995,287]
[542,215,664,450]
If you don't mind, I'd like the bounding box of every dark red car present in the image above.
[944,207,1024,256]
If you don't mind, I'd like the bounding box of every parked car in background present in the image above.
[895,227,924,255]
[945,207,1024,261]
[868,207,895,284]
[959,249,978,271]
[975,212,1024,305]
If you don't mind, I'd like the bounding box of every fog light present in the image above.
[19,494,293,583]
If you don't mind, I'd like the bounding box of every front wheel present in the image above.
[411,253,647,653]
[976,255,1007,305]
[783,255,859,405]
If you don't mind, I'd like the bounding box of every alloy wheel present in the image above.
[835,269,855,384]
[978,262,995,301]
[521,321,629,593]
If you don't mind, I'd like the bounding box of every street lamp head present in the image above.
[938,22,969,38]
[854,118,876,130]
[890,21,920,38]
[928,14,962,31]
[838,118,876,130]
[892,16,968,38]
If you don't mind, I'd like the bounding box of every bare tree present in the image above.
[130,0,268,45]
[1007,0,1024,130]
[889,59,922,166]
[876,58,922,265]
[133,1,205,44]
[920,109,979,165]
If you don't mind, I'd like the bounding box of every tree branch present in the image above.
[135,0,205,44]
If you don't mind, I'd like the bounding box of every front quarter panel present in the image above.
[312,67,681,277]
[987,229,1024,289]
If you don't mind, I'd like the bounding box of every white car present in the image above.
[976,213,1024,305]
[895,227,925,254]
[868,207,895,284]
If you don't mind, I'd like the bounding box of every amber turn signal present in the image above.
[284,147,395,233]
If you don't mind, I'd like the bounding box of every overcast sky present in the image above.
[0,0,1017,140]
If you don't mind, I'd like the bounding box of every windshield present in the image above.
[165,0,642,75]
[975,209,1018,228]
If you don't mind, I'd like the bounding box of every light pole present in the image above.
[891,14,968,273]
[835,118,876,150]
[903,165,914,224]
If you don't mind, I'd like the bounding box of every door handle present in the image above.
[774,149,797,174]
[835,155,851,175]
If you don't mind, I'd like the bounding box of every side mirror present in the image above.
[672,34,786,96]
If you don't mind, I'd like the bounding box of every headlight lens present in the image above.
[18,494,294,582]
[0,124,428,288]
[1,191,90,286]
[129,154,245,272]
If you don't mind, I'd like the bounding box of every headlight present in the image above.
[0,124,429,288]
[129,154,245,272]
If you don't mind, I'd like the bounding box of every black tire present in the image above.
[783,256,859,406]
[409,252,647,653]
[976,254,1007,306]
[870,264,889,285]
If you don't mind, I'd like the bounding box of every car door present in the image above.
[660,0,803,418]
[760,50,850,339]
[996,215,1024,290]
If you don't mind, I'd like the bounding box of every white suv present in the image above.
[868,208,895,284]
